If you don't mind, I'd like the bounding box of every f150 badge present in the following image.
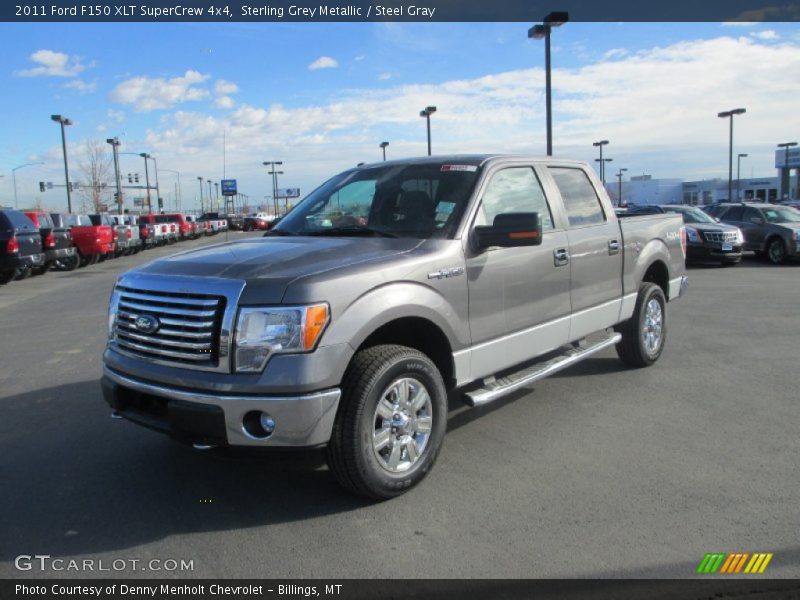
[428,266,465,280]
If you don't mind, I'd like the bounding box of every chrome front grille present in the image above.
[114,286,224,366]
[704,231,738,243]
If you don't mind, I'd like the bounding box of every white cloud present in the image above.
[63,79,97,94]
[750,30,779,40]
[309,56,338,70]
[214,79,239,95]
[378,72,392,81]
[214,96,235,109]
[136,35,800,203]
[603,48,628,60]
[15,49,88,77]
[721,21,757,26]
[107,109,125,124]
[354,55,366,61]
[111,70,210,112]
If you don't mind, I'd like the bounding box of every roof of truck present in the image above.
[353,154,587,170]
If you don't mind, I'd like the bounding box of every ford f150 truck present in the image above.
[102,156,688,499]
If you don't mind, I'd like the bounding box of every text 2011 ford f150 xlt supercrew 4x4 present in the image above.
[102,155,688,499]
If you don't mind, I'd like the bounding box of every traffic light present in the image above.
[39,181,45,192]
[157,197,163,209]
[134,174,140,183]
[127,173,133,183]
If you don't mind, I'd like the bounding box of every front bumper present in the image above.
[687,243,742,262]
[101,365,341,448]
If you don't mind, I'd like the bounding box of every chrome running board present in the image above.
[464,331,622,407]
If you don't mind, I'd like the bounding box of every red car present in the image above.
[69,214,116,267]
[162,213,195,239]
[242,216,271,231]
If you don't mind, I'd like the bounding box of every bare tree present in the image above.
[78,140,113,213]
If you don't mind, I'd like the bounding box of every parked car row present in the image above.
[619,202,800,266]
[0,208,247,286]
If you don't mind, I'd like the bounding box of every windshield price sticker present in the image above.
[441,165,477,172]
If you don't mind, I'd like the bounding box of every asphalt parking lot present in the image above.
[0,243,798,579]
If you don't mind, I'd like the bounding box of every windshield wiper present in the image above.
[304,227,399,238]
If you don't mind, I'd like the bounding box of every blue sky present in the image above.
[1,21,798,212]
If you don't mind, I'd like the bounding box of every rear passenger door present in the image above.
[545,166,623,341]
[465,165,572,379]
[740,206,766,250]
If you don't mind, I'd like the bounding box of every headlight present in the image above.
[107,288,121,339]
[736,228,745,244]
[234,304,329,373]
[793,229,800,241]
[685,227,701,243]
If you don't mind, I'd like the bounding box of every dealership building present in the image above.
[606,147,799,206]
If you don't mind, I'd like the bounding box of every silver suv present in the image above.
[713,203,800,264]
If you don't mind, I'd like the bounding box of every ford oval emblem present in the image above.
[133,314,159,334]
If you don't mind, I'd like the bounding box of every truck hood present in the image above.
[132,236,423,303]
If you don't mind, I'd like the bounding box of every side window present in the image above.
[549,167,606,227]
[479,167,554,231]
[742,207,762,223]
[722,206,744,221]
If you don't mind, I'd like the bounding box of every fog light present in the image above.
[242,410,276,439]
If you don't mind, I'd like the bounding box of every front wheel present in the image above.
[327,345,447,500]
[615,282,667,368]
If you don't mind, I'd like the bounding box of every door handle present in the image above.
[608,239,621,255]
[553,248,570,266]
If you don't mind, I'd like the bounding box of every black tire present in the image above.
[766,237,786,265]
[13,267,31,281]
[59,253,80,271]
[0,270,14,285]
[615,282,667,368]
[327,344,448,500]
[32,263,51,276]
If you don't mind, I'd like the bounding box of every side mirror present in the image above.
[473,212,543,251]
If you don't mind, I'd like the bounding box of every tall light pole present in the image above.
[12,162,45,209]
[106,138,122,213]
[419,107,437,156]
[263,161,283,217]
[380,141,389,161]
[139,153,152,213]
[197,176,204,212]
[160,169,181,211]
[736,153,748,201]
[616,168,628,207]
[50,114,73,213]
[271,170,285,214]
[595,157,613,185]
[593,140,609,183]
[529,12,569,157]
[207,179,213,210]
[777,142,798,200]
[717,108,746,202]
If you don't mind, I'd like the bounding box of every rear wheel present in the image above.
[59,253,80,271]
[32,263,51,276]
[13,267,31,281]
[767,237,786,265]
[327,344,447,500]
[616,282,667,368]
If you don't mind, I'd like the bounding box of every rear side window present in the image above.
[1,210,37,231]
[480,167,554,231]
[37,214,54,229]
[742,207,762,223]
[722,206,744,221]
[549,168,607,227]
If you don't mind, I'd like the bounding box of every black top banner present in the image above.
[4,0,800,22]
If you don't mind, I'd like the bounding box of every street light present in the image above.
[595,157,613,185]
[50,114,73,213]
[207,179,213,210]
[736,153,748,201]
[160,169,182,211]
[138,153,153,213]
[777,142,798,200]
[592,140,609,183]
[106,138,122,214]
[616,168,628,207]
[717,108,746,202]
[12,162,45,209]
[197,176,204,212]
[263,161,283,217]
[419,106,437,156]
[529,12,569,156]
[380,141,389,161]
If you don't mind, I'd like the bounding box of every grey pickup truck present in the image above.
[101,155,688,499]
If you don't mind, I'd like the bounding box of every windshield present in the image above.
[271,162,482,239]
[663,206,717,224]
[762,207,800,223]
